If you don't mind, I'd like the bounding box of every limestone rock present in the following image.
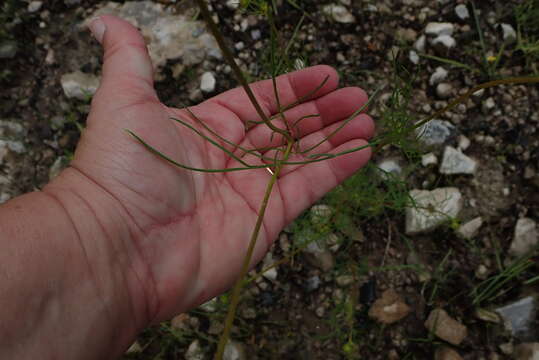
[436,83,453,99]
[496,296,538,341]
[514,343,539,360]
[435,347,463,360]
[425,309,468,345]
[226,0,240,10]
[425,22,454,37]
[90,1,221,70]
[369,289,411,324]
[185,340,206,360]
[60,71,100,100]
[432,35,457,49]
[430,67,448,86]
[456,217,483,239]
[500,23,517,44]
[28,1,43,13]
[421,153,438,167]
[224,341,246,360]
[200,72,216,93]
[509,218,538,258]
[126,341,142,354]
[49,156,68,180]
[377,158,403,180]
[261,252,278,282]
[416,120,456,147]
[322,4,356,24]
[406,188,463,235]
[0,41,17,59]
[409,50,419,64]
[455,4,470,20]
[439,146,477,175]
[304,239,335,272]
[414,35,426,52]
[199,297,218,312]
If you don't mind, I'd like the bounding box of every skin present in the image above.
[0,15,374,359]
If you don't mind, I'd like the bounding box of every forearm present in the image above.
[0,170,149,359]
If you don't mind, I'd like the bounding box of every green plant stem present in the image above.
[194,0,292,143]
[214,140,294,360]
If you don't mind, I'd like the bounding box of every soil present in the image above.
[1,0,538,359]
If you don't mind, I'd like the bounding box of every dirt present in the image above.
[1,0,538,359]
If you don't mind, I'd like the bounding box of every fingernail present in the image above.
[88,17,106,44]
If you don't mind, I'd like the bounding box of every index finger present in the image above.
[207,65,340,123]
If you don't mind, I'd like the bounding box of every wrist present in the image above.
[41,167,156,354]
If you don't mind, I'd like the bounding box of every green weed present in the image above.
[515,0,539,72]
[125,1,539,359]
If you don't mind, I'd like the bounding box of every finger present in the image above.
[208,65,339,124]
[261,113,374,174]
[245,87,369,150]
[277,139,372,225]
[88,15,158,111]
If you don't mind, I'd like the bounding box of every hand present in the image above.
[49,15,374,325]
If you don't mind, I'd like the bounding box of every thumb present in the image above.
[88,15,157,108]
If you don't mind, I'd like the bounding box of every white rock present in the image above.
[496,297,537,341]
[514,343,539,360]
[0,192,10,204]
[430,66,448,86]
[509,218,538,258]
[421,153,438,167]
[234,41,244,51]
[409,50,420,64]
[322,4,356,24]
[126,342,142,354]
[455,4,470,20]
[28,1,43,13]
[425,22,454,36]
[0,140,25,155]
[458,135,471,150]
[90,2,221,69]
[483,97,496,112]
[225,0,239,10]
[414,35,426,52]
[49,156,68,180]
[60,71,99,100]
[224,341,246,360]
[456,217,483,239]
[416,120,456,147]
[436,83,453,99]
[439,146,477,175]
[199,297,218,312]
[200,72,216,93]
[261,252,278,282]
[432,35,457,49]
[251,29,261,41]
[405,187,463,235]
[377,159,402,179]
[0,41,17,59]
[500,23,517,44]
[303,237,335,271]
[185,340,205,360]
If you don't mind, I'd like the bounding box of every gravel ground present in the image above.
[1,0,538,359]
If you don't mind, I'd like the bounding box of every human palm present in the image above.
[66,15,374,323]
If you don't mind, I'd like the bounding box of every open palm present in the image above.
[66,15,374,323]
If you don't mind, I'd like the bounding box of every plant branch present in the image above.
[214,140,295,359]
